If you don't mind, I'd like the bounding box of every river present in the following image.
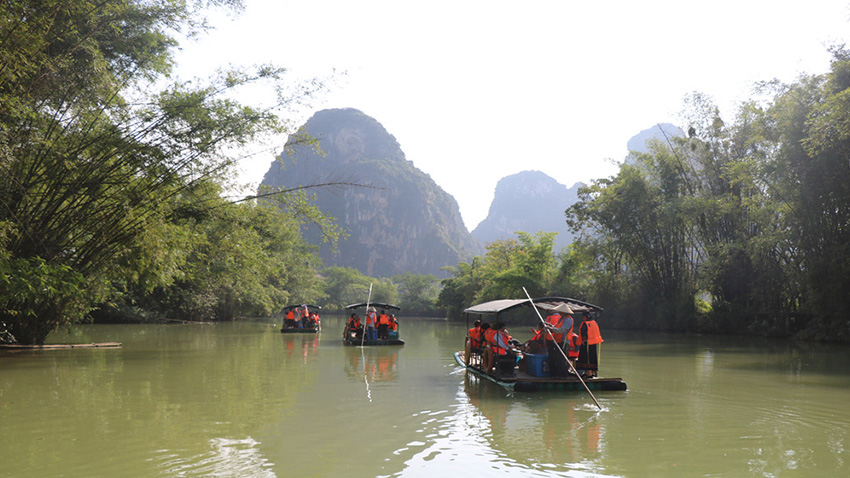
[1,317,848,477]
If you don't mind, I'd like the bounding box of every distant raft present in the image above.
[343,302,404,346]
[280,304,322,334]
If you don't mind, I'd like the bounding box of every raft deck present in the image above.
[280,327,319,334]
[454,351,627,392]
[344,337,404,346]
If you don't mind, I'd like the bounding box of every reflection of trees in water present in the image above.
[344,347,398,382]
[461,374,604,469]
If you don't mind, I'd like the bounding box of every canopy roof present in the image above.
[283,304,322,311]
[463,296,602,317]
[345,302,401,311]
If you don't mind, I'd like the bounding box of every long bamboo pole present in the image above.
[361,283,373,347]
[522,287,602,410]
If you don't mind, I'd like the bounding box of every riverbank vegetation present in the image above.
[0,0,331,344]
[439,49,850,343]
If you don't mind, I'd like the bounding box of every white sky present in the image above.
[175,0,850,230]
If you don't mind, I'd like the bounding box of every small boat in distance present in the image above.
[280,304,322,334]
[456,297,627,393]
[343,302,404,346]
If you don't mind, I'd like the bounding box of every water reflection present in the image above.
[393,373,616,478]
[345,347,399,382]
[155,437,275,477]
[459,374,607,471]
[281,332,320,363]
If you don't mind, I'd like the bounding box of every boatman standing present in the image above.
[544,305,574,377]
[365,306,377,340]
[577,311,603,378]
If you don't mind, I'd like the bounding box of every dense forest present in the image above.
[2,1,848,345]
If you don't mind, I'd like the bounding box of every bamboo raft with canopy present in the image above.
[343,302,404,346]
[456,296,627,394]
[280,304,322,333]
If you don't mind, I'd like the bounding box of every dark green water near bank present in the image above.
[2,318,848,477]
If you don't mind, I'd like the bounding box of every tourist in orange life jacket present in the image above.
[491,322,517,375]
[576,311,603,378]
[390,314,398,331]
[377,310,391,339]
[482,323,499,372]
[468,320,483,349]
[566,329,580,362]
[465,320,483,366]
[521,322,546,354]
[365,307,377,340]
[347,313,362,339]
[284,309,297,329]
[300,305,310,328]
[473,322,490,367]
[543,306,574,377]
[309,312,320,329]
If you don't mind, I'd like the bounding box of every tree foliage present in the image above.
[561,48,850,341]
[0,0,321,343]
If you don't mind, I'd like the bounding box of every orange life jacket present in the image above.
[567,332,580,359]
[348,317,361,329]
[378,313,391,325]
[285,310,295,320]
[468,326,482,348]
[579,320,603,345]
[366,312,376,326]
[531,327,544,341]
[492,330,511,355]
[545,314,567,343]
[484,328,497,347]
[390,317,397,331]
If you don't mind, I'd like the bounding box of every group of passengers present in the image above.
[283,306,321,329]
[346,307,398,341]
[466,307,603,379]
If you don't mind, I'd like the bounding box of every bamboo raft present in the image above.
[454,351,626,393]
[0,342,122,350]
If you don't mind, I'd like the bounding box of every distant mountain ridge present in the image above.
[261,112,685,277]
[627,123,683,154]
[260,108,482,278]
[471,171,580,252]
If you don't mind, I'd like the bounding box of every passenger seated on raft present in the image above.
[466,320,484,366]
[484,322,518,375]
[519,322,547,355]
[347,313,362,339]
[284,308,298,329]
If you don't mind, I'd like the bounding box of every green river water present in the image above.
[1,317,848,477]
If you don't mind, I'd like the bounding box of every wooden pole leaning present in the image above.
[522,287,602,410]
[361,283,373,347]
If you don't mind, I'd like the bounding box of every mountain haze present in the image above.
[627,123,684,154]
[260,108,482,278]
[472,171,580,251]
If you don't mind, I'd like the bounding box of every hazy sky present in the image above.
[175,0,850,230]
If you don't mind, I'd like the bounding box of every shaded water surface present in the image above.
[1,318,848,477]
